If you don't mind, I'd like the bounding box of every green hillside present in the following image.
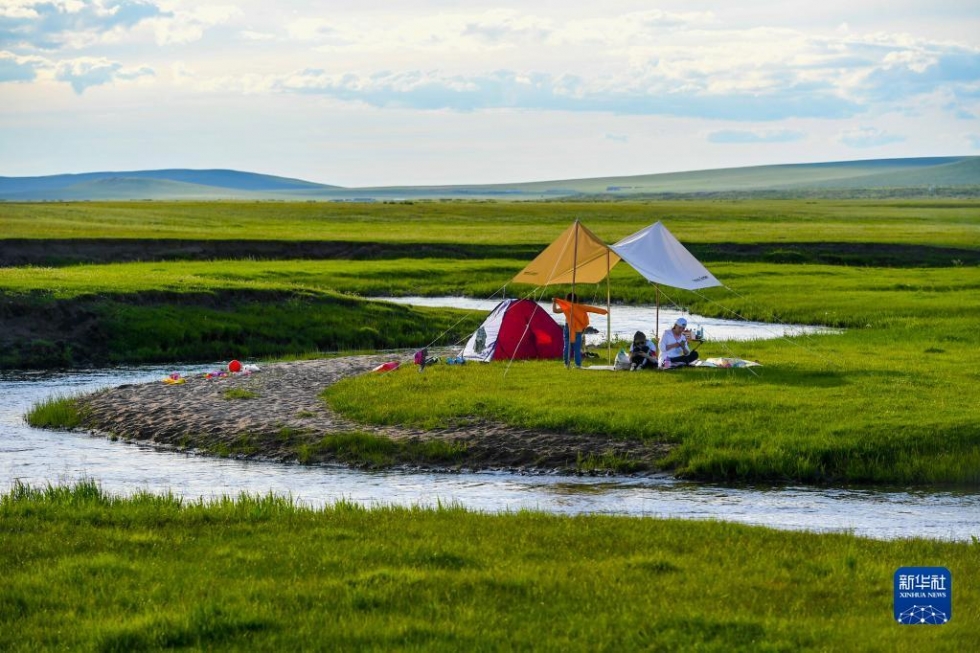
[1,157,977,201]
[498,157,979,195]
[798,157,980,189]
[27,178,266,201]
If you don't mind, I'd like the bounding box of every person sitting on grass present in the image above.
[551,292,608,368]
[660,317,699,367]
[629,331,658,371]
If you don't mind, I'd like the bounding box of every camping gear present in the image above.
[693,357,761,368]
[414,348,439,372]
[610,222,720,291]
[512,220,621,286]
[610,221,721,354]
[513,220,620,364]
[462,298,564,363]
[614,348,630,371]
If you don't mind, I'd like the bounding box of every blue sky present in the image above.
[1,1,978,186]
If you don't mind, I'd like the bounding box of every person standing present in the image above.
[660,317,699,367]
[552,292,608,368]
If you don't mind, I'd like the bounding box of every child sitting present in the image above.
[629,331,658,371]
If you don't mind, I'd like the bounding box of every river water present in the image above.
[373,296,839,347]
[3,366,978,542]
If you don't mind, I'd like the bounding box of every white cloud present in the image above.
[55,55,153,93]
[0,0,242,50]
[708,129,806,144]
[261,66,863,122]
[838,126,906,148]
[3,2,979,184]
[460,9,553,44]
[0,49,43,81]
[5,5,979,122]
[0,0,168,49]
[0,3,41,20]
[254,16,978,123]
[141,4,239,45]
[240,30,275,42]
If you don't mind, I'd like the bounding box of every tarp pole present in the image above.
[606,248,612,364]
[655,284,660,346]
[568,220,580,369]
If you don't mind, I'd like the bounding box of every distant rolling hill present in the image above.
[0,169,337,201]
[498,156,980,196]
[1,158,977,201]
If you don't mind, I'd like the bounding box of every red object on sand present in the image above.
[228,359,242,373]
[372,361,400,373]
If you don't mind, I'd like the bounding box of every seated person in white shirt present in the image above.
[660,317,699,367]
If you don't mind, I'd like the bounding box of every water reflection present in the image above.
[2,367,976,542]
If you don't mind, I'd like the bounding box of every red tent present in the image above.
[461,299,563,362]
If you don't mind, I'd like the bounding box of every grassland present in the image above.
[5,199,980,650]
[4,199,980,485]
[2,199,979,248]
[2,482,977,652]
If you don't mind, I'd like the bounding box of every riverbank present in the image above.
[74,355,671,474]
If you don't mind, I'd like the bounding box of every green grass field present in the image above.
[2,199,979,249]
[5,199,980,484]
[324,322,980,485]
[2,483,977,652]
[5,199,980,650]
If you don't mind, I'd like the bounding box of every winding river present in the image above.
[373,296,840,346]
[3,365,978,542]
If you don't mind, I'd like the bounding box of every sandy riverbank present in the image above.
[77,356,672,474]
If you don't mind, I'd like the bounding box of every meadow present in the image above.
[4,199,980,484]
[2,482,977,652]
[4,199,980,650]
[2,199,979,249]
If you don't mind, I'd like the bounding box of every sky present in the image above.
[1,1,979,187]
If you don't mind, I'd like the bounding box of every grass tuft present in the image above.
[222,388,258,400]
[24,393,86,429]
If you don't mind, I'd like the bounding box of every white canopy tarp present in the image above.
[610,221,721,290]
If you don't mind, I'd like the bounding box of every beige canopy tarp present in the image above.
[512,221,619,364]
[512,221,620,286]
